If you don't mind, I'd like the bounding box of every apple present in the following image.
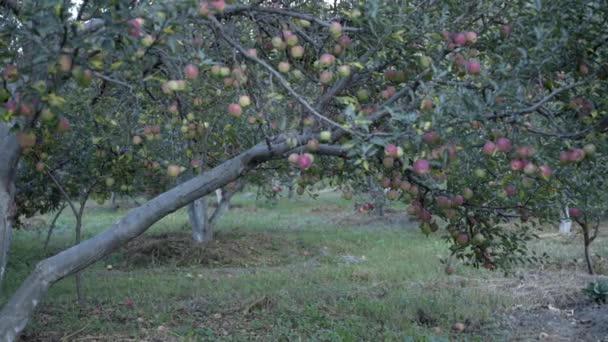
[435,196,451,209]
[500,24,512,38]
[472,233,485,245]
[210,65,222,77]
[198,2,211,16]
[57,116,71,133]
[338,35,351,47]
[568,207,580,218]
[211,0,225,12]
[167,164,181,177]
[319,71,333,84]
[284,31,298,46]
[132,135,143,145]
[57,54,72,73]
[456,233,469,245]
[35,161,45,172]
[356,89,370,101]
[474,168,486,178]
[516,146,534,158]
[219,66,231,77]
[482,141,496,155]
[412,159,430,175]
[384,144,398,157]
[504,185,517,197]
[105,177,115,187]
[583,144,596,156]
[495,137,511,152]
[452,195,464,206]
[288,153,299,165]
[278,61,290,73]
[319,131,331,142]
[319,53,336,67]
[127,18,144,37]
[465,31,477,44]
[381,86,396,99]
[523,163,537,175]
[307,139,319,151]
[569,148,585,162]
[297,153,314,170]
[423,131,440,146]
[228,103,242,117]
[2,64,19,82]
[462,188,473,200]
[539,164,552,179]
[452,32,467,45]
[17,131,36,149]
[141,34,155,47]
[465,60,481,74]
[510,159,525,171]
[290,45,305,58]
[184,64,199,80]
[337,65,351,77]
[271,36,284,49]
[329,22,342,37]
[420,98,434,112]
[238,95,251,107]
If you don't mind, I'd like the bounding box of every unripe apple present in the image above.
[141,34,155,47]
[412,159,430,175]
[287,137,298,148]
[271,36,284,49]
[105,177,115,187]
[228,103,242,117]
[278,61,290,73]
[219,66,231,77]
[285,33,299,47]
[17,131,36,149]
[319,131,331,142]
[319,71,333,84]
[290,45,305,58]
[319,53,336,68]
[521,176,535,188]
[356,89,370,101]
[167,164,181,177]
[307,139,320,151]
[474,168,486,178]
[583,144,596,156]
[184,64,199,80]
[57,54,72,73]
[472,233,485,245]
[337,65,351,77]
[396,147,404,157]
[211,65,222,77]
[329,22,342,37]
[238,95,251,107]
[465,60,481,74]
[462,188,473,200]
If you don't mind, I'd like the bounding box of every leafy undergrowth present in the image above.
[5,192,608,341]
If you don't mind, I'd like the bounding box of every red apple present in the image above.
[412,159,431,175]
[495,137,511,152]
[568,207,580,218]
[465,60,481,74]
[319,53,336,67]
[184,64,199,80]
[228,103,242,117]
[290,45,305,58]
[482,141,496,155]
[453,32,467,45]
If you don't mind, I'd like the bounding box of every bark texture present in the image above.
[0,123,20,288]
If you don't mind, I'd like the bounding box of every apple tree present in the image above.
[0,0,607,340]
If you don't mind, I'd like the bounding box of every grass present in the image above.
[2,191,606,341]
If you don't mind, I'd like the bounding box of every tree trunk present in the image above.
[0,123,20,288]
[0,140,345,341]
[43,204,67,251]
[188,198,211,243]
[581,223,595,275]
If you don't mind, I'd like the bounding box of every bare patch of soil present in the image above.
[118,232,310,269]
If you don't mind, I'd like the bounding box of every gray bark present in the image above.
[0,123,20,288]
[188,198,210,243]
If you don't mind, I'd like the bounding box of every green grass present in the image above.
[1,191,604,341]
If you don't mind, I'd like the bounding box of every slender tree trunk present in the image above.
[188,198,210,243]
[43,204,67,251]
[0,123,20,288]
[581,223,594,275]
[74,211,85,304]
